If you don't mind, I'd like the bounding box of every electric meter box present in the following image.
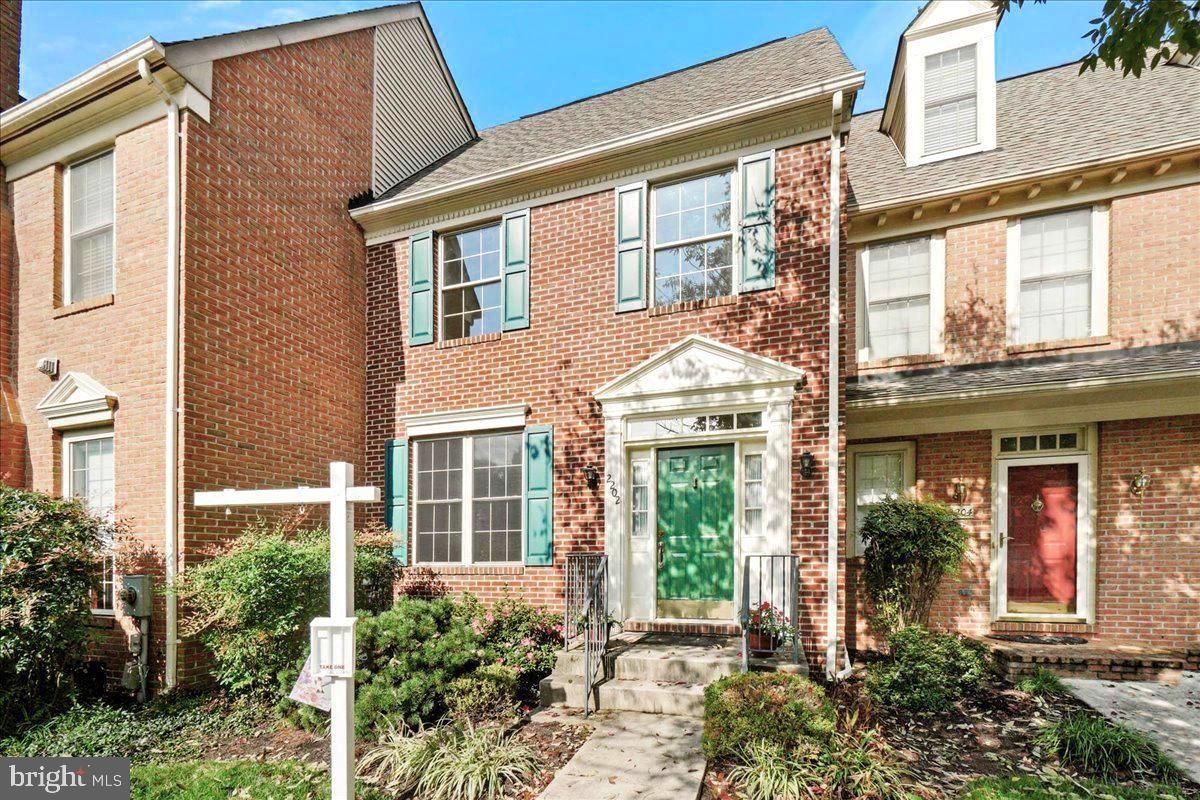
[121,575,153,618]
[310,617,357,678]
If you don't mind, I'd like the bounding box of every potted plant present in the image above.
[745,602,788,656]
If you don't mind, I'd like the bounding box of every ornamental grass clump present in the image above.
[1035,712,1180,781]
[1016,667,1069,698]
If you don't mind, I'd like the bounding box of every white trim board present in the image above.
[403,404,529,438]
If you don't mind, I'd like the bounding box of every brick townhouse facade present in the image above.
[1,0,1198,691]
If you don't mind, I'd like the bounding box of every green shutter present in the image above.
[614,182,647,312]
[409,232,434,345]
[502,210,530,331]
[524,425,553,566]
[385,439,409,564]
[739,151,775,292]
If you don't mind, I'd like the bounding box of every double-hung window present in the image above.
[63,428,116,612]
[847,442,915,557]
[923,44,977,156]
[65,151,115,304]
[652,170,734,305]
[414,432,523,564]
[441,223,502,340]
[1013,209,1096,344]
[859,236,942,361]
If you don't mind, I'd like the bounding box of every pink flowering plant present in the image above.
[466,596,563,703]
[745,601,791,639]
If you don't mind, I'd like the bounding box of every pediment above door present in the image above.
[36,372,118,430]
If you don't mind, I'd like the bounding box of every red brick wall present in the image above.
[0,0,23,487]
[848,416,1200,649]
[366,138,848,666]
[177,31,375,686]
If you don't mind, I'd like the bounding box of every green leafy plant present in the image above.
[866,625,992,712]
[446,664,519,725]
[131,759,388,800]
[467,595,563,703]
[0,486,107,734]
[1016,668,1068,697]
[745,602,790,638]
[702,672,834,761]
[726,740,813,800]
[860,497,969,632]
[359,722,538,800]
[174,515,397,695]
[1035,712,1180,781]
[962,775,1186,800]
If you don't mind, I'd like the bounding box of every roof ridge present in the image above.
[161,0,417,47]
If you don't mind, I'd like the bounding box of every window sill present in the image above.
[1006,336,1110,357]
[85,611,116,629]
[53,294,114,318]
[856,353,944,373]
[648,294,738,318]
[437,332,502,350]
[416,564,525,575]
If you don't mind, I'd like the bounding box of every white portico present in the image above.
[594,335,804,625]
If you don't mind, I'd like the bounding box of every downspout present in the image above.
[825,89,844,681]
[138,58,181,690]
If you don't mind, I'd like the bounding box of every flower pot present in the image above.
[747,631,777,656]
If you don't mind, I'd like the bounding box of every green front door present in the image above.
[656,445,735,620]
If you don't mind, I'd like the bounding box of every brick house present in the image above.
[1,0,1197,691]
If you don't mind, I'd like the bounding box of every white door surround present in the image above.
[594,335,804,622]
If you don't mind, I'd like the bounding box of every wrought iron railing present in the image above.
[564,553,605,649]
[581,556,609,716]
[740,554,802,672]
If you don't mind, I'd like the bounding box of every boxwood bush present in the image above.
[866,625,992,711]
[701,672,834,761]
[0,486,106,734]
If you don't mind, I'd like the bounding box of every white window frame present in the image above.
[413,431,525,566]
[1006,205,1109,346]
[649,166,739,307]
[856,234,945,362]
[903,19,997,166]
[846,441,916,557]
[63,149,117,305]
[62,427,116,614]
[438,221,504,341]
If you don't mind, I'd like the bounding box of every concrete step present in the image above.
[553,646,741,685]
[539,675,707,717]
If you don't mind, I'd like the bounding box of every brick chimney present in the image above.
[1,0,26,488]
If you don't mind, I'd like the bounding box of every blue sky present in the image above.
[19,0,1104,126]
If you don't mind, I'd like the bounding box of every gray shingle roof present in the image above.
[847,60,1200,211]
[848,342,1200,404]
[376,28,856,202]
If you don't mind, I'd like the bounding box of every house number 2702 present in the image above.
[606,474,621,505]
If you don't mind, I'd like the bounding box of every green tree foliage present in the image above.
[866,625,992,712]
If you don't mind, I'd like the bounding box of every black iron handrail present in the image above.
[740,554,801,672]
[581,556,609,716]
[564,552,604,650]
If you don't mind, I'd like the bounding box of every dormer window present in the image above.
[923,45,978,156]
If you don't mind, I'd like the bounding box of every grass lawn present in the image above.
[961,776,1189,799]
[132,760,388,800]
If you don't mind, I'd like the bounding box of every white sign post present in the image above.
[195,462,380,800]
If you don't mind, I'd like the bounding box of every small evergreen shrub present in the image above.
[175,517,397,695]
[1035,712,1179,781]
[446,664,519,725]
[1016,667,1068,697]
[0,486,107,734]
[701,672,834,761]
[866,625,992,711]
[860,497,968,631]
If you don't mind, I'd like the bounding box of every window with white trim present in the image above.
[441,223,502,340]
[630,457,651,538]
[63,428,116,612]
[742,452,764,537]
[1016,209,1093,344]
[860,236,941,360]
[923,45,977,156]
[65,151,116,304]
[652,170,733,305]
[415,432,523,564]
[847,442,915,557]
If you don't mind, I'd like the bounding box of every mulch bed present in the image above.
[703,675,1200,800]
[506,720,593,800]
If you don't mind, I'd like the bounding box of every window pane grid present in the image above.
[631,459,650,538]
[743,453,763,537]
[1018,210,1092,344]
[652,171,734,306]
[471,432,523,563]
[415,438,464,563]
[68,433,115,611]
[442,224,502,340]
[854,452,904,535]
[865,237,932,358]
[923,45,977,155]
[68,152,114,303]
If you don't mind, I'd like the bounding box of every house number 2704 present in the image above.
[606,474,621,505]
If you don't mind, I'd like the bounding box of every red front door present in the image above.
[1006,463,1079,615]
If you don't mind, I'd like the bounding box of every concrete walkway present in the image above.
[1066,672,1200,782]
[534,708,705,800]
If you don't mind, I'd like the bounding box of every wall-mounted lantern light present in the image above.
[799,451,816,479]
[953,482,967,503]
[1130,471,1151,497]
[583,464,600,490]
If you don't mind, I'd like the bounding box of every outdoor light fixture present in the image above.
[799,451,816,478]
[584,464,600,489]
[953,482,967,503]
[1130,471,1151,497]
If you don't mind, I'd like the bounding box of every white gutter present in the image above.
[826,90,845,682]
[137,58,181,691]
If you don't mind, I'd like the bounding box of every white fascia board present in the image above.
[352,71,866,228]
[403,404,530,438]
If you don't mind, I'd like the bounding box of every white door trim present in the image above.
[993,452,1094,624]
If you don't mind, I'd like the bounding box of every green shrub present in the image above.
[1016,668,1068,697]
[1035,712,1179,781]
[701,672,833,761]
[131,759,388,800]
[0,486,107,734]
[175,519,397,695]
[446,664,519,725]
[866,625,992,711]
[962,775,1186,800]
[359,722,538,800]
[467,595,563,704]
[860,497,968,631]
